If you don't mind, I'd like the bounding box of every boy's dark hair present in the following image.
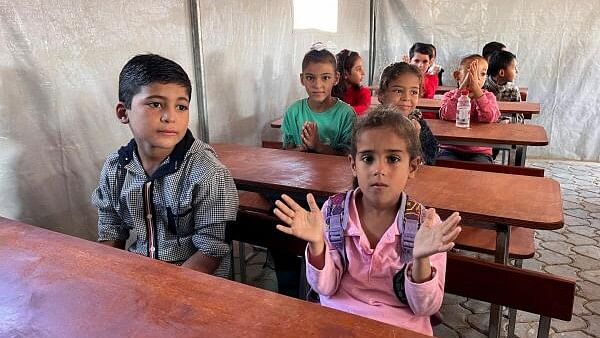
[459,54,487,68]
[350,105,421,188]
[302,49,337,72]
[487,50,517,77]
[332,49,361,98]
[378,62,423,93]
[119,54,192,109]
[482,41,506,60]
[409,43,434,60]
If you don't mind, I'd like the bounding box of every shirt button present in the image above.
[150,247,155,252]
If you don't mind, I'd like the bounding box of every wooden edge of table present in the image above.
[0,217,430,338]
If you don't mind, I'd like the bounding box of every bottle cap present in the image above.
[460,89,469,95]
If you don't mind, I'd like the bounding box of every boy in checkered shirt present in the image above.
[92,54,238,277]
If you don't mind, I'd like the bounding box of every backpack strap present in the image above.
[325,190,353,272]
[393,193,423,305]
[400,193,422,263]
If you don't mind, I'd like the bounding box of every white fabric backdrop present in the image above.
[0,0,198,239]
[0,0,369,238]
[0,0,598,239]
[374,0,600,162]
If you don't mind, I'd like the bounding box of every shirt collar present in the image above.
[346,187,402,239]
[117,129,195,180]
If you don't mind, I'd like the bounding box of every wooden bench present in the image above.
[445,252,575,337]
[435,159,545,177]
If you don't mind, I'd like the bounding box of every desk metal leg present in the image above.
[518,146,527,167]
[239,241,247,283]
[507,259,523,337]
[508,146,517,166]
[489,224,511,338]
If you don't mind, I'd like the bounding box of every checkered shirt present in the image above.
[91,130,238,277]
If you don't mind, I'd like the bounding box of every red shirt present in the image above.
[422,73,439,99]
[343,86,372,116]
[421,74,440,119]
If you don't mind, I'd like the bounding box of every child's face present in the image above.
[456,59,488,89]
[350,127,418,210]
[116,83,190,156]
[346,57,365,86]
[500,59,518,83]
[378,73,420,116]
[300,62,339,104]
[410,52,431,74]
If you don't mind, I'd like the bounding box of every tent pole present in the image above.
[368,0,377,87]
[189,0,210,142]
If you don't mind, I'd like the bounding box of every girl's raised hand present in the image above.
[402,54,410,63]
[274,193,325,245]
[412,208,461,259]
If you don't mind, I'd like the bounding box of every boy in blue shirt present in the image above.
[92,54,238,277]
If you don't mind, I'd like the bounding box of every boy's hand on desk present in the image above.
[274,193,325,248]
[413,209,461,259]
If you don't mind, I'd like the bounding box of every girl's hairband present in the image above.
[310,41,338,54]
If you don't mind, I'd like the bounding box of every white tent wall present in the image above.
[0,1,198,239]
[0,0,369,239]
[375,0,600,161]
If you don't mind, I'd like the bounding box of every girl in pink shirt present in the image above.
[439,54,501,163]
[332,49,371,116]
[273,106,462,336]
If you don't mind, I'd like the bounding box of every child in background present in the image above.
[282,43,356,155]
[427,44,444,86]
[439,54,501,163]
[484,50,520,102]
[377,62,439,165]
[276,43,356,297]
[92,54,238,277]
[332,49,371,117]
[273,106,461,335]
[404,43,438,99]
[482,41,506,61]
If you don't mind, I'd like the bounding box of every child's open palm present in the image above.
[412,208,461,259]
[274,193,325,244]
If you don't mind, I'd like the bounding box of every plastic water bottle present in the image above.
[456,90,471,128]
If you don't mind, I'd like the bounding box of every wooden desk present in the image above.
[213,144,562,231]
[427,119,548,166]
[369,97,540,118]
[214,144,563,338]
[270,117,282,128]
[267,118,548,166]
[0,217,429,338]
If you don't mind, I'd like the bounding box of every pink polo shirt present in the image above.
[305,189,446,336]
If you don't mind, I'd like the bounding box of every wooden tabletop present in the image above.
[270,117,282,128]
[0,217,428,338]
[212,144,563,230]
[427,119,548,146]
[369,97,540,115]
